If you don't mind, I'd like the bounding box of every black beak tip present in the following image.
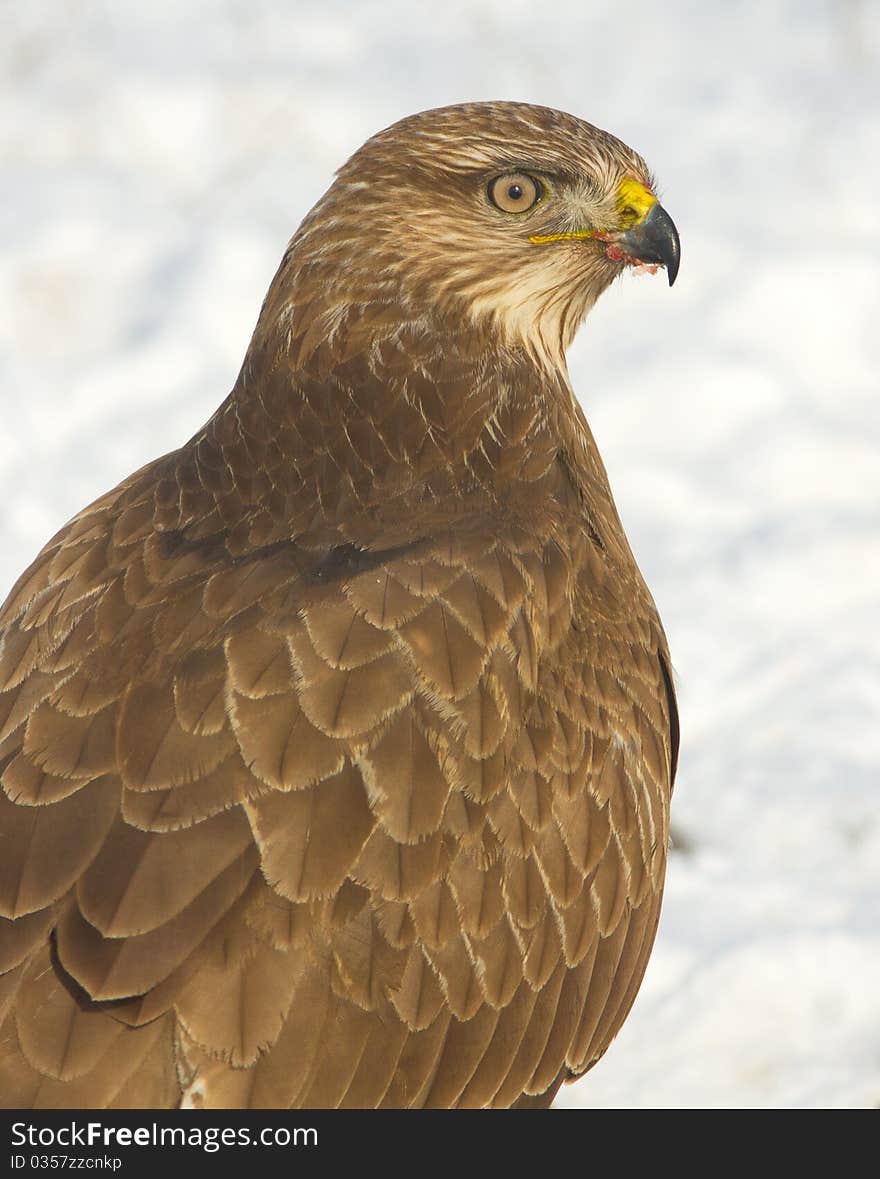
[623,201,680,289]
[656,205,680,287]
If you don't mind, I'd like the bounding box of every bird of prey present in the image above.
[0,102,679,1109]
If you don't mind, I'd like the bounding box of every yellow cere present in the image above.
[529,177,656,244]
[615,177,656,227]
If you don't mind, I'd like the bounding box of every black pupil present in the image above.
[508,184,523,201]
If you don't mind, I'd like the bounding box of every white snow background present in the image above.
[1,0,878,1109]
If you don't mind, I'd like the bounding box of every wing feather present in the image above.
[0,375,676,1112]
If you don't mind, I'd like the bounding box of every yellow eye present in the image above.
[488,172,543,214]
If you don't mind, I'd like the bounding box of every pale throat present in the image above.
[468,261,608,370]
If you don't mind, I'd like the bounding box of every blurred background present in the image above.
[1,0,878,1108]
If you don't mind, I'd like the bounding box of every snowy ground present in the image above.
[1,0,878,1109]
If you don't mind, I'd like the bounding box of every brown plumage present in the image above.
[0,101,680,1109]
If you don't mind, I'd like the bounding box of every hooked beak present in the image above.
[619,202,681,286]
